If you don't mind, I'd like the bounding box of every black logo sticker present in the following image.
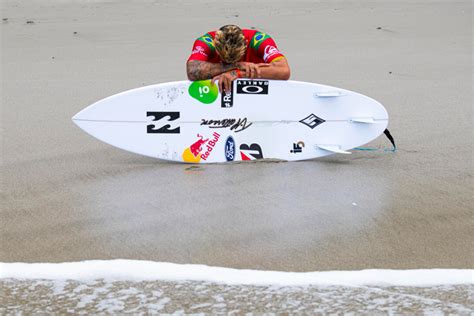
[240,143,264,160]
[201,118,252,133]
[221,86,233,108]
[290,141,305,153]
[147,111,180,134]
[236,80,269,95]
[299,114,325,129]
[225,136,236,161]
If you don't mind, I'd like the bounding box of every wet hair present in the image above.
[214,25,247,64]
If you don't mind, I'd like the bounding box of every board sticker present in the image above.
[240,143,264,160]
[221,85,233,108]
[236,80,269,95]
[225,136,236,161]
[299,114,325,129]
[200,118,252,133]
[146,112,180,134]
[182,132,220,163]
[189,80,218,104]
[290,141,305,153]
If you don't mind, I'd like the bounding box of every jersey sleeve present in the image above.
[249,32,286,63]
[187,33,215,62]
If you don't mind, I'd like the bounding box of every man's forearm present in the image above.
[186,60,236,81]
[257,59,291,80]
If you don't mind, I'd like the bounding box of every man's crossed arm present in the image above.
[186,60,236,81]
[186,59,291,81]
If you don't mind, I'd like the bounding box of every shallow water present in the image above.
[1,279,472,314]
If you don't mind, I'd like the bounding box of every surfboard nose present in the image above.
[72,99,104,121]
[71,110,92,137]
[72,109,86,121]
[72,100,106,122]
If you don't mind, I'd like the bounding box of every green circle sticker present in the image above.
[189,80,218,104]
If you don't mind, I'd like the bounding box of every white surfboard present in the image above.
[72,80,389,163]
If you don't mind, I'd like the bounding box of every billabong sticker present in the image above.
[147,111,180,134]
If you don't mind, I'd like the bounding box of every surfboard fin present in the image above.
[317,145,352,154]
[350,117,376,124]
[314,91,345,97]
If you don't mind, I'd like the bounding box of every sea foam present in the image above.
[1,260,472,286]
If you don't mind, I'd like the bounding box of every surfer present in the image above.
[186,25,290,93]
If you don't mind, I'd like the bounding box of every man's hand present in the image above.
[210,59,290,93]
[237,62,270,79]
[212,69,240,93]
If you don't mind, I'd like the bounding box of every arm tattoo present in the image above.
[187,60,235,81]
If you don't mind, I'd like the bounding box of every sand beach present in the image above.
[1,0,472,313]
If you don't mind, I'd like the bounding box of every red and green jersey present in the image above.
[187,29,285,64]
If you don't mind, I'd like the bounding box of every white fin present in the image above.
[350,117,376,124]
[317,145,352,154]
[314,91,344,97]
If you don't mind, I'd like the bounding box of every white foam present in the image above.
[0,260,472,286]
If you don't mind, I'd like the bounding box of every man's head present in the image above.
[214,25,246,64]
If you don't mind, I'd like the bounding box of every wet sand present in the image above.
[1,0,473,273]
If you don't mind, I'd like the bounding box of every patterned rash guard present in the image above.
[187,29,285,64]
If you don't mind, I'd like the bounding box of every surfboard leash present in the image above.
[354,129,397,152]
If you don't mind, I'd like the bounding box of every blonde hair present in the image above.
[214,25,246,64]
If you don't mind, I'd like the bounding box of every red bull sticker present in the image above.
[182,132,220,163]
